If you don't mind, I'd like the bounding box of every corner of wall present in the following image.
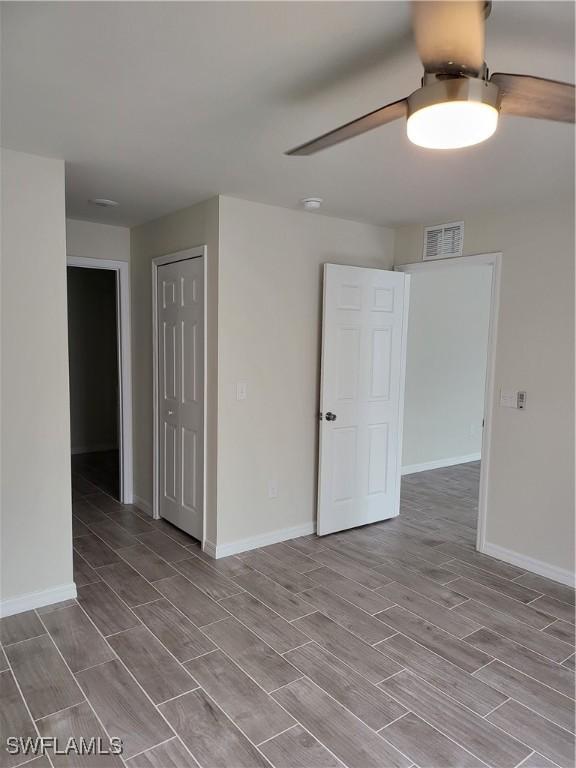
[1,149,73,615]
[128,195,221,547]
[393,223,424,266]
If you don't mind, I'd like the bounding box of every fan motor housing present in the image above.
[407,77,501,117]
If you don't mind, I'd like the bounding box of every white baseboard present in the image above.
[0,582,77,618]
[203,521,316,559]
[133,495,153,518]
[203,540,218,558]
[402,453,481,476]
[71,443,118,456]
[481,541,575,588]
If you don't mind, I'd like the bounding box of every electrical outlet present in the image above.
[267,480,279,499]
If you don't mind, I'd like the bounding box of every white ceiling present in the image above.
[1,1,574,228]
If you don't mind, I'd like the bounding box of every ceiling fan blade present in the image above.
[412,1,486,75]
[285,98,407,156]
[491,73,575,123]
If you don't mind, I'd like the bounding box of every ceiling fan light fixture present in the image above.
[407,77,500,149]
[407,100,498,148]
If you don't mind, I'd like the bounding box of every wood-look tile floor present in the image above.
[1,463,574,768]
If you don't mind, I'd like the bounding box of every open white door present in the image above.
[317,264,410,536]
[157,255,204,540]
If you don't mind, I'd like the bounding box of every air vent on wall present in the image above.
[423,221,464,261]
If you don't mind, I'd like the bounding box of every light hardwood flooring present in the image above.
[1,462,574,768]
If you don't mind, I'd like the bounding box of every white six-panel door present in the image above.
[157,257,204,540]
[317,264,410,536]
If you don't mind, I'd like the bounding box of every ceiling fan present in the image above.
[286,0,575,155]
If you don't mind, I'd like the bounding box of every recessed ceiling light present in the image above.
[89,198,119,208]
[301,197,323,210]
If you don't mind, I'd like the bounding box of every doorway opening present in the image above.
[67,256,133,503]
[395,253,501,552]
[152,247,206,545]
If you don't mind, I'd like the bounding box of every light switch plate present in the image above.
[500,390,517,408]
[500,389,527,409]
[236,382,247,401]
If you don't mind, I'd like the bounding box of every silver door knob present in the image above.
[325,412,337,422]
[168,410,174,416]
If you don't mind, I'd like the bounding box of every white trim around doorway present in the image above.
[67,256,134,504]
[394,252,502,556]
[151,246,207,548]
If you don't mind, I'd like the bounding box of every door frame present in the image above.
[66,256,133,504]
[395,251,502,554]
[151,246,207,544]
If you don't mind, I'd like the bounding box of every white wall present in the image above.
[402,265,492,470]
[394,198,575,579]
[1,149,74,615]
[66,218,130,262]
[130,198,219,540]
[216,196,395,550]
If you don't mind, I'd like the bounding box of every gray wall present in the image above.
[130,197,220,540]
[216,196,395,548]
[130,196,396,550]
[67,218,130,263]
[1,148,73,612]
[67,267,119,454]
[394,197,575,579]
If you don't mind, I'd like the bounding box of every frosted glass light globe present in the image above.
[407,99,499,149]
